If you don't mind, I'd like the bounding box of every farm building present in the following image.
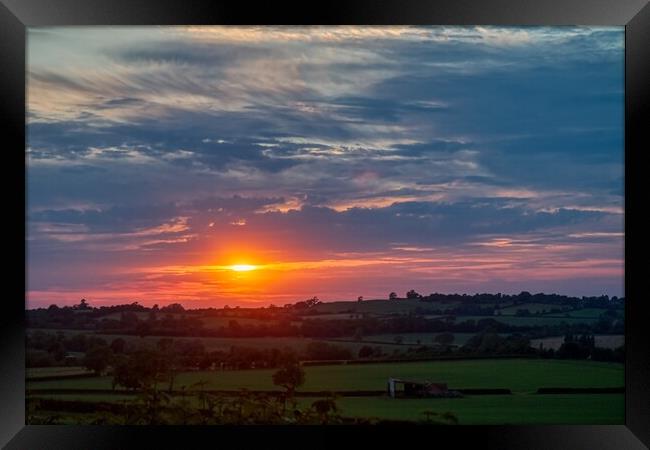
[387,377,462,398]
[63,351,84,365]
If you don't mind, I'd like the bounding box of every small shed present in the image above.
[63,351,84,365]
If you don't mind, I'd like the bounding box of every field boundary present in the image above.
[26,373,96,382]
[30,386,627,397]
[535,387,624,394]
[302,354,532,366]
[27,387,516,397]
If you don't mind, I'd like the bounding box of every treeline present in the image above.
[27,327,623,373]
[538,334,625,363]
[27,305,623,341]
[27,291,625,319]
[26,330,355,370]
[390,332,624,363]
[417,291,624,308]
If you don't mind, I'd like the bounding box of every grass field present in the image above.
[308,394,624,424]
[27,329,419,357]
[355,332,480,346]
[198,316,271,329]
[27,366,93,379]
[303,313,369,320]
[551,308,619,319]
[29,393,138,402]
[99,312,189,321]
[26,328,484,353]
[499,303,570,316]
[27,392,624,425]
[28,359,624,393]
[27,359,624,425]
[460,315,601,326]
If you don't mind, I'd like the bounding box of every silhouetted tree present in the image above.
[311,395,339,424]
[76,298,89,310]
[353,327,364,342]
[112,349,168,391]
[83,345,113,375]
[161,303,185,313]
[136,321,152,338]
[305,297,321,308]
[358,346,374,358]
[406,290,421,299]
[272,362,305,398]
[110,338,126,354]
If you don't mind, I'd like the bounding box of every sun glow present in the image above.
[230,264,257,272]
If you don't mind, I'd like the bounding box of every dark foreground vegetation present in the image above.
[28,358,459,425]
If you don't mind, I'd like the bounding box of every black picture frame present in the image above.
[2,0,648,448]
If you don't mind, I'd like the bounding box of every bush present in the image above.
[112,350,168,390]
[272,362,305,396]
[462,333,531,354]
[83,345,113,375]
[110,338,126,354]
[358,346,374,358]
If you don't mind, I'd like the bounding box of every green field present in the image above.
[30,393,138,402]
[198,316,271,329]
[355,332,480,346]
[27,330,418,357]
[309,394,624,424]
[460,315,601,326]
[27,392,624,425]
[551,308,620,319]
[27,366,92,379]
[27,359,624,425]
[28,359,624,393]
[499,303,570,316]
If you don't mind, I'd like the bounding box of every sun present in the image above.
[230,264,257,272]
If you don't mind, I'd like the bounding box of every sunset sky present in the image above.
[26,26,624,308]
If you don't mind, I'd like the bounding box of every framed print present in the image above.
[1,0,648,448]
